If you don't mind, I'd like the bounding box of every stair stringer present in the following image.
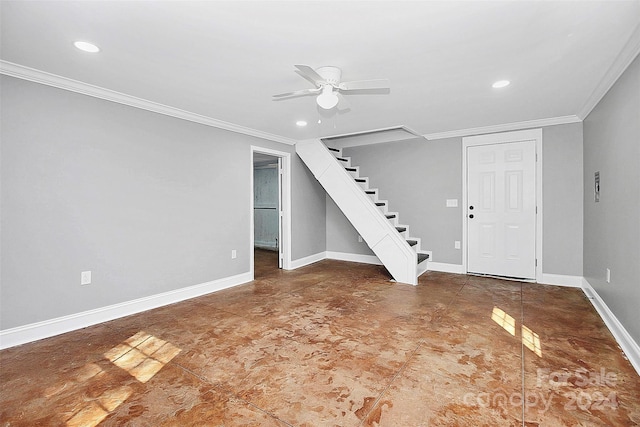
[296,139,418,285]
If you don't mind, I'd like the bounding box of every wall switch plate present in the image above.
[231,250,237,259]
[606,268,610,283]
[446,199,458,208]
[454,241,461,249]
[81,271,91,285]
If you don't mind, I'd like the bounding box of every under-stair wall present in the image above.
[296,138,428,285]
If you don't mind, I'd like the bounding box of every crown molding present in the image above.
[577,23,640,120]
[0,60,297,146]
[423,115,582,141]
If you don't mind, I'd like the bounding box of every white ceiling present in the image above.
[2,1,639,143]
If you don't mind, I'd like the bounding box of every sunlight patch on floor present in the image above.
[492,306,542,357]
[105,331,181,383]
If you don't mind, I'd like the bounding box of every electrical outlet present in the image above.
[446,199,458,208]
[454,241,461,249]
[81,271,91,285]
[606,268,611,283]
[231,250,237,259]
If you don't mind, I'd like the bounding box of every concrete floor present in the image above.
[1,249,639,426]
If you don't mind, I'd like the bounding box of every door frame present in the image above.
[462,128,543,282]
[250,146,292,278]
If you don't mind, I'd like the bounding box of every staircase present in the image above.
[296,139,429,285]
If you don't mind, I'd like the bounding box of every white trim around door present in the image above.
[250,146,292,278]
[462,128,543,282]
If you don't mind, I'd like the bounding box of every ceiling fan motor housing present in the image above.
[316,66,342,86]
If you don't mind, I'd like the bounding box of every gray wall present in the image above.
[327,124,584,275]
[542,123,584,276]
[328,137,463,263]
[0,75,325,329]
[292,155,327,260]
[583,54,640,344]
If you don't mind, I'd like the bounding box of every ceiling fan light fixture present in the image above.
[316,86,339,109]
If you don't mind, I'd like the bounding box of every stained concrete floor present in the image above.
[1,249,639,426]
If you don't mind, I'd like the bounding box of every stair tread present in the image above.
[417,253,430,264]
[355,178,366,182]
[346,167,357,172]
[375,202,386,206]
[385,214,396,219]
[365,190,375,194]
[396,227,407,232]
[328,147,340,152]
[407,240,417,246]
[337,157,348,162]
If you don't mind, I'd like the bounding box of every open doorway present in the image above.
[250,147,291,280]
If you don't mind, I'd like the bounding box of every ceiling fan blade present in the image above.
[339,78,390,91]
[336,93,351,111]
[272,88,320,99]
[295,65,326,86]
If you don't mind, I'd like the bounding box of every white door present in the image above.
[277,157,284,269]
[467,140,537,279]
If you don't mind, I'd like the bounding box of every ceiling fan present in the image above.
[273,65,390,110]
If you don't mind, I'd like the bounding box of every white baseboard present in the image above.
[288,251,326,270]
[325,251,382,265]
[0,271,253,350]
[428,262,464,274]
[582,278,640,376]
[540,273,584,288]
[324,254,465,275]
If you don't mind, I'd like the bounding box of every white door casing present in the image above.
[462,129,543,282]
[250,146,292,277]
[277,157,284,269]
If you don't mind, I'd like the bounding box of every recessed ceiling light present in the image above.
[492,80,510,89]
[296,120,307,127]
[74,41,100,53]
